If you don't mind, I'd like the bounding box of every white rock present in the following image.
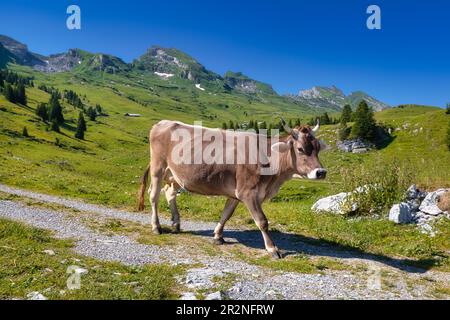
[205,291,223,300]
[180,292,197,300]
[73,267,88,275]
[352,148,368,154]
[419,189,448,216]
[311,192,352,214]
[419,223,435,236]
[43,249,55,256]
[389,203,413,224]
[27,292,47,300]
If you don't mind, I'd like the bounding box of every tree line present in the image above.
[33,85,105,139]
[0,69,32,105]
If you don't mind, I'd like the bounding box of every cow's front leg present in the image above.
[149,168,163,235]
[213,198,239,245]
[243,195,282,259]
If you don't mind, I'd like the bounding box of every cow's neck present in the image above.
[272,136,297,181]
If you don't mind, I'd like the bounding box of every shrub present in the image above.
[339,158,416,216]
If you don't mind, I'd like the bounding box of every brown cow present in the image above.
[138,119,326,258]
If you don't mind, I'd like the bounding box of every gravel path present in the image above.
[0,183,447,300]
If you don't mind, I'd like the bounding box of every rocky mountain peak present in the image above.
[293,85,389,111]
[0,34,45,67]
[223,71,276,95]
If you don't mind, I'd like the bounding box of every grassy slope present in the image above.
[0,218,182,299]
[1,65,449,271]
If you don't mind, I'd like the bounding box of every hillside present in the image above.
[0,34,390,114]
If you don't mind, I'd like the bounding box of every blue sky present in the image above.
[0,0,449,107]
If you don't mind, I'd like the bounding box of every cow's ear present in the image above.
[271,141,291,153]
[319,140,329,151]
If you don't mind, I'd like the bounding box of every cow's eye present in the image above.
[297,147,305,154]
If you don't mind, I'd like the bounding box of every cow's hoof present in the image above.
[213,238,225,245]
[152,226,163,235]
[271,251,283,260]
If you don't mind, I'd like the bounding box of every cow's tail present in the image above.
[137,164,150,211]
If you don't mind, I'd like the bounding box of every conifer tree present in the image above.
[3,83,15,103]
[75,112,86,140]
[36,103,48,122]
[351,100,376,141]
[16,83,27,105]
[48,93,64,124]
[341,104,352,124]
[22,126,29,137]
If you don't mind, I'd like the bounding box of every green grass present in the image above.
[0,218,184,299]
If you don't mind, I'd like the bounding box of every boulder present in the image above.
[419,189,448,216]
[406,184,419,200]
[406,184,427,201]
[180,292,197,300]
[337,139,372,153]
[388,202,414,224]
[352,148,368,154]
[311,192,353,214]
[205,291,223,300]
[27,292,47,300]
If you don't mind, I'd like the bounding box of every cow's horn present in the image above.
[312,119,320,133]
[280,117,298,139]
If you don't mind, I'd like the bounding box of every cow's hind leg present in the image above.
[164,181,181,233]
[213,198,239,245]
[149,162,165,234]
[243,195,282,259]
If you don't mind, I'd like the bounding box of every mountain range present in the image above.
[0,34,390,112]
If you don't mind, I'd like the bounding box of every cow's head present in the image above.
[271,119,327,180]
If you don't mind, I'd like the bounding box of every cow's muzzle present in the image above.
[307,168,327,180]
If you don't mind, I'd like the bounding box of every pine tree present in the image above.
[50,120,60,133]
[341,104,352,124]
[446,103,450,115]
[22,126,29,137]
[3,83,15,103]
[75,112,87,140]
[221,122,228,130]
[48,93,64,124]
[79,112,87,132]
[75,112,86,140]
[320,112,331,125]
[87,107,97,121]
[36,103,48,122]
[95,104,103,115]
[295,118,301,127]
[228,120,235,130]
[16,83,27,105]
[338,122,350,141]
[351,100,376,141]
